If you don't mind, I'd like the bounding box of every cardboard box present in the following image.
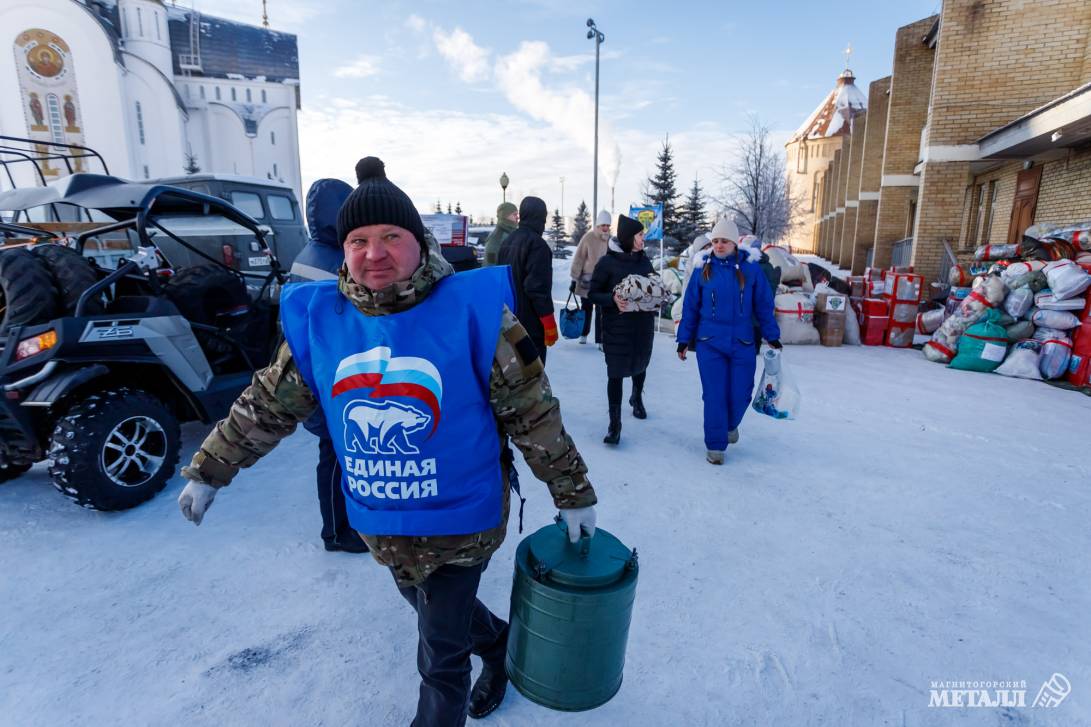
[815,310,845,347]
[816,292,848,314]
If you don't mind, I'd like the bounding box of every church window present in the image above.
[143,165,149,179]
[273,163,279,178]
[200,86,205,99]
[215,86,221,100]
[155,12,161,40]
[231,88,237,101]
[121,8,128,36]
[135,101,145,145]
[246,88,252,102]
[137,7,143,36]
[270,131,276,145]
[261,89,267,104]
[45,94,65,144]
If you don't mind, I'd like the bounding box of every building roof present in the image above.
[167,10,299,83]
[978,81,1091,160]
[789,70,868,144]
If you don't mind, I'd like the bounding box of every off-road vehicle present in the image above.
[0,136,285,510]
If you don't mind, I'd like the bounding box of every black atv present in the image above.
[0,162,285,510]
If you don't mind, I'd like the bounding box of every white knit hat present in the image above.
[708,217,739,242]
[595,210,611,226]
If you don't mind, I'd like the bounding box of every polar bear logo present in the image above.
[343,399,431,455]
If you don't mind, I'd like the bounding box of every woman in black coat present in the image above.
[588,214,656,445]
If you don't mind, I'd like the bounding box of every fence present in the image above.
[890,237,913,268]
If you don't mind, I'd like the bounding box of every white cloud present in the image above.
[433,27,491,83]
[406,14,427,33]
[333,55,381,79]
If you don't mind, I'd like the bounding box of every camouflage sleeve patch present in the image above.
[490,307,597,510]
[181,341,319,487]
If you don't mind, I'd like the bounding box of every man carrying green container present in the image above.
[177,156,598,726]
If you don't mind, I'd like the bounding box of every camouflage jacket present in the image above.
[182,237,596,586]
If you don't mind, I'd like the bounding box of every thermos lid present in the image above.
[527,522,635,588]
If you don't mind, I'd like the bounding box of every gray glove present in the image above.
[178,481,218,526]
[559,506,597,543]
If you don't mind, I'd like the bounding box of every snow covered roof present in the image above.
[167,10,299,83]
[789,70,868,143]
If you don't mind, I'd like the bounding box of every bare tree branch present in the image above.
[711,115,803,244]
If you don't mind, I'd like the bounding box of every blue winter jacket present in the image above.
[290,178,353,282]
[676,250,780,348]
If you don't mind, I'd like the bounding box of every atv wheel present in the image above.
[0,248,60,334]
[32,244,104,314]
[48,388,181,510]
[0,461,32,483]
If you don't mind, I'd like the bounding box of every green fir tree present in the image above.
[548,208,567,247]
[644,134,681,240]
[571,200,590,245]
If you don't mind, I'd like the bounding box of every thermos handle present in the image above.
[554,515,594,558]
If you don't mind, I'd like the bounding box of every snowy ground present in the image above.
[2,259,1089,726]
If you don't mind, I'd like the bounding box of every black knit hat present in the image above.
[336,157,427,248]
[616,214,644,252]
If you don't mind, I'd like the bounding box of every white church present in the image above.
[0,0,302,197]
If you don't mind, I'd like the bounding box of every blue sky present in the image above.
[197,0,940,222]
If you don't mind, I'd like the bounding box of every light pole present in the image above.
[559,176,565,222]
[499,171,509,204]
[586,19,604,217]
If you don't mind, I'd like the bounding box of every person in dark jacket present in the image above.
[677,218,781,465]
[288,178,367,553]
[484,202,518,267]
[497,196,557,363]
[588,214,656,445]
[739,235,783,356]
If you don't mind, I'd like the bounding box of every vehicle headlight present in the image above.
[14,330,57,361]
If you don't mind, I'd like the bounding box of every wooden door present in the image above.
[1007,166,1042,243]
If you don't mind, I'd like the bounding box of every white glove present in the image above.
[178,481,218,526]
[559,506,597,543]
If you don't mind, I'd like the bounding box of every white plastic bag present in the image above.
[1004,287,1034,319]
[773,292,820,345]
[1035,290,1086,310]
[1043,259,1091,301]
[751,348,800,420]
[995,340,1043,380]
[1031,309,1080,330]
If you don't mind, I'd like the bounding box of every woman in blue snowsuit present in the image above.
[676,218,781,465]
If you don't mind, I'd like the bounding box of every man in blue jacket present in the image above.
[289,178,368,552]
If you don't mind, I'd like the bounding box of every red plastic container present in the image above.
[859,298,889,346]
[1067,322,1091,386]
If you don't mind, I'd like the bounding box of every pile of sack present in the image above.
[922,233,1091,385]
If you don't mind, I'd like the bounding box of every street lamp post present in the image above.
[586,19,604,217]
[560,176,565,222]
[500,172,509,204]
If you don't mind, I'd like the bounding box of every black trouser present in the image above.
[579,297,601,342]
[530,333,547,366]
[316,431,353,545]
[397,563,509,727]
[608,371,646,409]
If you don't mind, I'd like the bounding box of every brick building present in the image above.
[793,0,1091,285]
[784,70,866,253]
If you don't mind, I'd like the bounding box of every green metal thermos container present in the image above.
[505,520,639,711]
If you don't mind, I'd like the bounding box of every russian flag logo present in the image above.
[331,347,443,435]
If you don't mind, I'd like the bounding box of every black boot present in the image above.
[629,393,646,420]
[324,533,369,553]
[603,406,622,445]
[468,662,508,719]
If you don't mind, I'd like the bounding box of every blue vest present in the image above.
[280,267,514,536]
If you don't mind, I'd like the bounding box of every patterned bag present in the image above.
[613,274,667,312]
